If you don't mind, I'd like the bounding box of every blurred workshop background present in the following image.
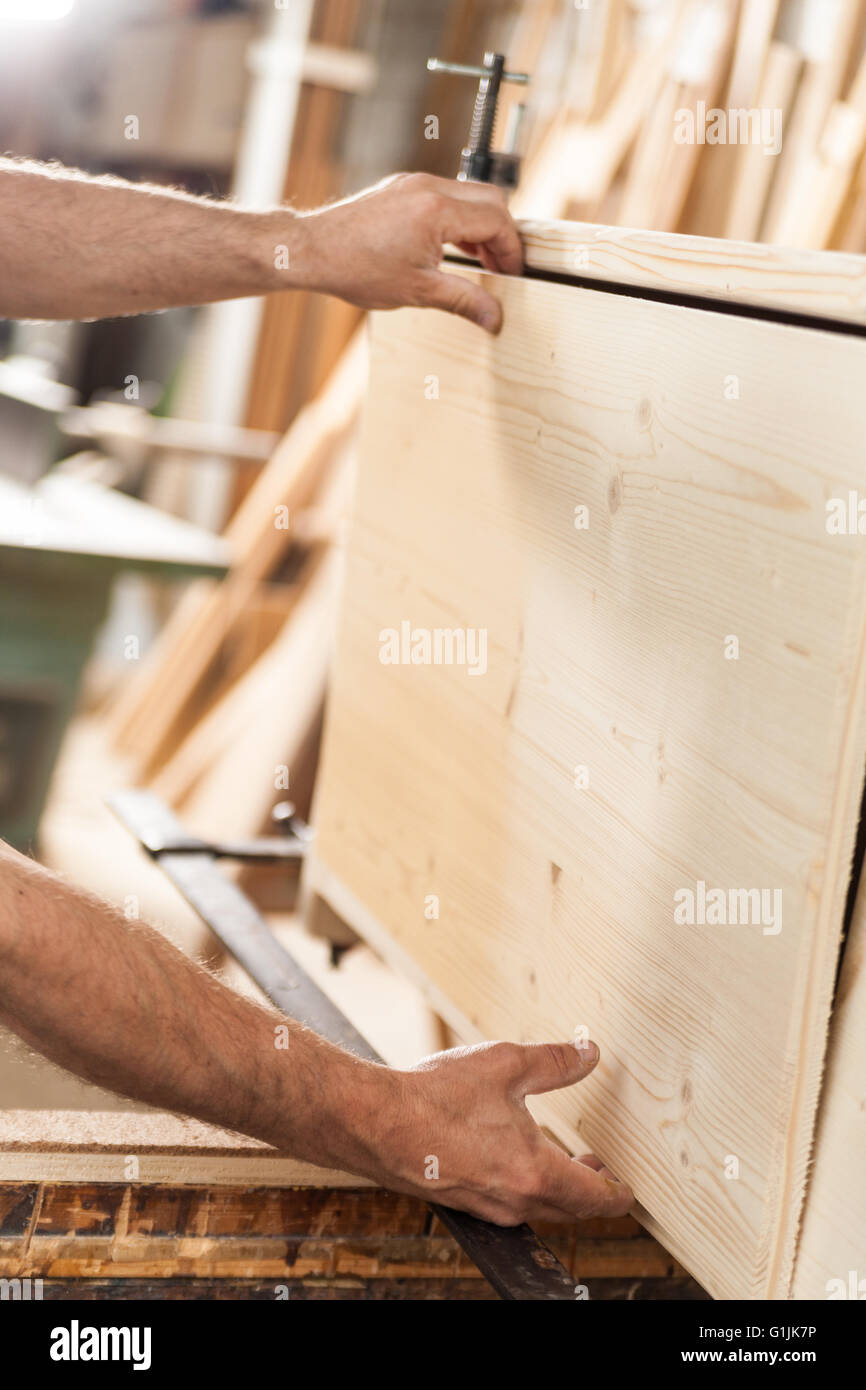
[4,0,865,870]
[3,0,861,1300]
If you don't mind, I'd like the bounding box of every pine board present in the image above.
[0,1111,365,1188]
[312,265,866,1300]
[793,877,866,1298]
[515,218,866,325]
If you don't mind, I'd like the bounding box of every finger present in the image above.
[440,176,505,199]
[576,1153,605,1172]
[440,1190,586,1229]
[439,201,524,277]
[454,241,501,275]
[510,1040,601,1099]
[540,1143,635,1219]
[422,269,503,333]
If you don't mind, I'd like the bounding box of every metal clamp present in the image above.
[427,51,530,191]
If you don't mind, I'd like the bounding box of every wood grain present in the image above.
[0,1111,366,1188]
[513,218,866,325]
[793,872,866,1298]
[0,1181,692,1292]
[311,268,866,1299]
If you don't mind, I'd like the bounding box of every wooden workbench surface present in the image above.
[0,1180,704,1299]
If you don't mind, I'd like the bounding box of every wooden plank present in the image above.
[0,1181,685,1288]
[0,1111,366,1188]
[834,141,866,250]
[585,0,628,121]
[797,98,866,249]
[619,0,739,233]
[310,265,866,1300]
[793,869,866,1297]
[512,1,691,219]
[30,1277,502,1299]
[31,1275,707,1299]
[152,544,341,829]
[148,421,353,826]
[725,0,780,111]
[695,0,783,241]
[107,332,366,771]
[513,218,866,324]
[722,40,803,241]
[763,0,866,245]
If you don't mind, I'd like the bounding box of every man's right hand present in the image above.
[289,172,524,333]
[367,1039,634,1225]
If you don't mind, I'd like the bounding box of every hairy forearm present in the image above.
[0,161,524,331]
[0,159,293,320]
[0,842,393,1175]
[0,840,632,1223]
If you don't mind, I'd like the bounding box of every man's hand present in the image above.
[291,173,523,333]
[368,1039,633,1224]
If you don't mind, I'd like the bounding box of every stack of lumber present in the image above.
[107,335,367,850]
[513,0,866,252]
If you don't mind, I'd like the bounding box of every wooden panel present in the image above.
[514,218,866,325]
[793,877,866,1298]
[312,268,866,1300]
[0,1111,366,1188]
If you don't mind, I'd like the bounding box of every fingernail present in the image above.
[480,311,499,333]
[605,1178,622,1188]
[573,1039,599,1064]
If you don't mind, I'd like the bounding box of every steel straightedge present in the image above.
[109,789,579,1300]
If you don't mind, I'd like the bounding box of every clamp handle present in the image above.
[426,58,530,85]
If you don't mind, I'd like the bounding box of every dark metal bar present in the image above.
[109,789,579,1300]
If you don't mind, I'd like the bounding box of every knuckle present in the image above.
[401,173,442,209]
[491,1041,524,1073]
[416,190,445,221]
[545,1043,576,1078]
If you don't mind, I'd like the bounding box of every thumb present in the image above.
[511,1040,600,1099]
[422,270,503,333]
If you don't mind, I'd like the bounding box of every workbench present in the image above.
[0,469,229,848]
[0,1112,703,1299]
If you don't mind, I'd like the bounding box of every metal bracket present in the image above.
[110,789,579,1300]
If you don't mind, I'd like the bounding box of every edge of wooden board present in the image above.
[302,858,683,1276]
[0,1110,368,1188]
[512,218,866,327]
